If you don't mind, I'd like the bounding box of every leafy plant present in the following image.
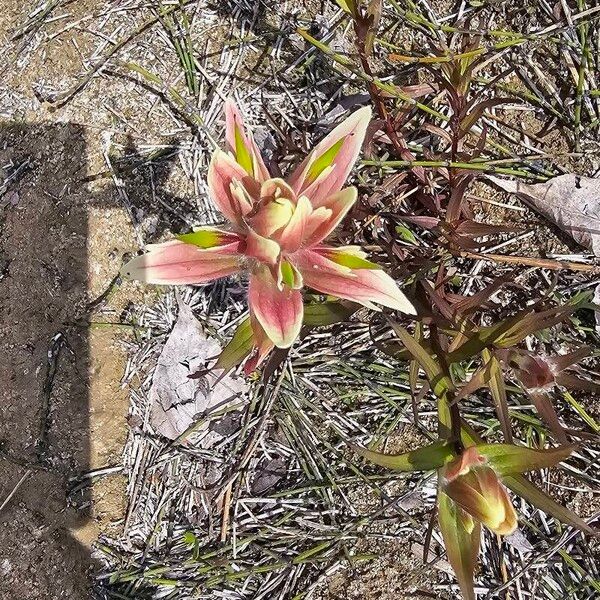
[298,6,599,597]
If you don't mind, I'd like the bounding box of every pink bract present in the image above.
[122,99,415,370]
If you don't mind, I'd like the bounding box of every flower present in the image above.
[442,446,518,536]
[122,100,415,370]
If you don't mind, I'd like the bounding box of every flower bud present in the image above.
[443,447,518,536]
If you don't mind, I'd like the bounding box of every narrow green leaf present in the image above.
[214,317,254,371]
[234,125,253,175]
[306,138,344,183]
[481,348,512,442]
[177,229,222,248]
[303,301,358,326]
[446,315,523,363]
[477,443,576,476]
[327,251,381,270]
[333,0,357,16]
[353,440,455,472]
[280,260,296,288]
[182,531,196,546]
[387,320,454,399]
[438,489,480,600]
[395,223,418,245]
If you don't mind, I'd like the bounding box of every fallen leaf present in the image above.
[488,174,600,256]
[504,529,533,553]
[149,296,248,443]
[251,457,287,495]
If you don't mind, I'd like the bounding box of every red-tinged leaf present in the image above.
[555,372,600,393]
[438,489,480,600]
[420,280,455,321]
[387,319,455,400]
[482,349,513,442]
[397,82,437,99]
[214,317,254,371]
[528,391,570,444]
[453,220,521,237]
[454,362,494,403]
[496,302,581,348]
[421,122,452,144]
[459,98,513,135]
[547,347,593,373]
[353,440,455,472]
[477,443,576,476]
[450,277,513,317]
[509,351,555,390]
[397,214,441,230]
[446,315,525,363]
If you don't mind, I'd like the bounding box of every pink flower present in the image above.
[122,100,415,370]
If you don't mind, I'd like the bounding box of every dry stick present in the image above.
[220,482,233,543]
[37,333,66,462]
[41,0,198,106]
[0,471,32,515]
[455,250,600,274]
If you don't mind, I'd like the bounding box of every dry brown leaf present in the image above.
[149,296,248,443]
[488,174,600,256]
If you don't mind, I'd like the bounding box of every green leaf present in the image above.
[327,251,381,270]
[234,124,253,175]
[214,317,254,371]
[481,348,512,442]
[177,228,223,248]
[306,138,344,183]
[303,301,358,326]
[183,531,196,546]
[446,315,523,363]
[281,260,303,288]
[438,489,480,600]
[353,440,455,472]
[476,443,576,476]
[388,320,454,399]
[395,223,418,245]
[333,0,358,16]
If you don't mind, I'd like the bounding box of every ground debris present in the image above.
[489,174,600,256]
[149,296,248,442]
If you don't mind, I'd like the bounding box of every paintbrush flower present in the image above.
[443,446,518,536]
[122,100,415,369]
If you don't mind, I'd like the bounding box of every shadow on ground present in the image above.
[0,123,184,599]
[0,123,99,599]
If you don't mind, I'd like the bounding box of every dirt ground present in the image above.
[0,2,138,598]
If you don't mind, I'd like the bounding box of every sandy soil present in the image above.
[0,2,137,597]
